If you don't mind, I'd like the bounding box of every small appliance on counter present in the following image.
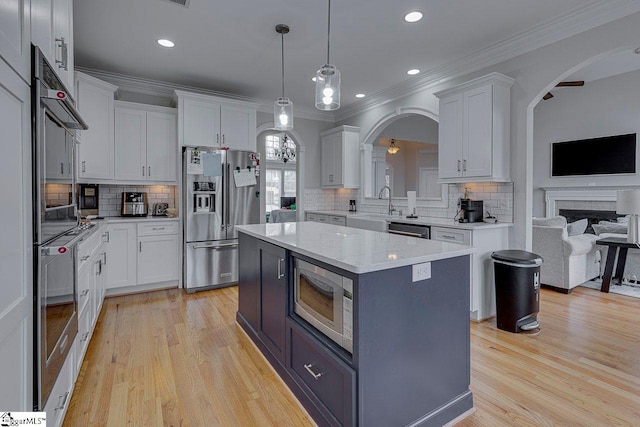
[121,192,148,216]
[78,183,99,217]
[349,199,357,212]
[153,202,169,216]
[459,199,484,223]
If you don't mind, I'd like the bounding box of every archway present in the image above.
[256,123,306,222]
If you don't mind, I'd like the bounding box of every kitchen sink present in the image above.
[345,215,388,232]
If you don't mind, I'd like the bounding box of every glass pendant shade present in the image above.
[315,64,341,111]
[274,97,293,131]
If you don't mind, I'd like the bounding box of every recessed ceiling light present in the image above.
[157,39,175,48]
[355,93,366,98]
[404,11,423,23]
[407,69,420,75]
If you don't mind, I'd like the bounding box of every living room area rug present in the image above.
[580,279,640,299]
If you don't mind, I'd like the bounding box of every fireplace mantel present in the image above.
[542,186,639,217]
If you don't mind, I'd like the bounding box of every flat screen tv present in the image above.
[551,133,636,177]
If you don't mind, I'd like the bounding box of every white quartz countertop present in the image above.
[236,222,474,274]
[384,215,512,230]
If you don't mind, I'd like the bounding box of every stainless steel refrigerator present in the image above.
[183,147,261,292]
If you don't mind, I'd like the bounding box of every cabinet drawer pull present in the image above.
[304,363,323,380]
[277,258,285,279]
[139,242,142,252]
[148,166,151,177]
[82,161,86,172]
[441,234,456,240]
[80,255,90,261]
[80,289,89,297]
[54,391,69,411]
[81,332,90,342]
[151,227,165,231]
[463,159,467,171]
[142,165,145,176]
[60,162,64,174]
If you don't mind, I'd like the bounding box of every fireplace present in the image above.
[558,209,621,234]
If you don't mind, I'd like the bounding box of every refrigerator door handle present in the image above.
[226,163,231,230]
[193,242,238,250]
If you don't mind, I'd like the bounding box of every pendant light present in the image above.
[315,0,340,111]
[387,139,399,154]
[274,24,293,131]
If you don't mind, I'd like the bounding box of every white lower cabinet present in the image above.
[106,220,179,294]
[431,225,509,321]
[305,212,347,226]
[137,234,179,285]
[105,223,137,289]
[43,341,75,427]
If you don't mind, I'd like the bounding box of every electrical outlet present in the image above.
[412,262,431,282]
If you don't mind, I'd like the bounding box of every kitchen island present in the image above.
[236,222,475,427]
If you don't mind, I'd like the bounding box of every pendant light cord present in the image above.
[281,31,285,98]
[327,0,331,65]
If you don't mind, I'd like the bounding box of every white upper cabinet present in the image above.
[435,73,514,183]
[321,125,360,189]
[0,0,30,81]
[115,102,177,183]
[174,90,257,151]
[31,0,74,94]
[75,72,118,182]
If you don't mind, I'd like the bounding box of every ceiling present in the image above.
[75,0,621,112]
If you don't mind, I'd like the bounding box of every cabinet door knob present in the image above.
[463,159,467,171]
[457,160,461,172]
[82,161,86,172]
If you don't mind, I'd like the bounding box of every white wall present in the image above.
[338,11,640,249]
[379,115,439,142]
[532,69,640,216]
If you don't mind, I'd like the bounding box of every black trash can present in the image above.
[491,250,543,333]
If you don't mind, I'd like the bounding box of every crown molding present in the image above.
[75,67,335,123]
[335,0,640,121]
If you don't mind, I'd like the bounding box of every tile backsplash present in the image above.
[308,182,514,223]
[98,185,177,217]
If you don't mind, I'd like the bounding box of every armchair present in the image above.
[532,216,601,293]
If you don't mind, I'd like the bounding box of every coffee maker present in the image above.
[121,192,148,217]
[459,199,484,223]
[78,184,99,217]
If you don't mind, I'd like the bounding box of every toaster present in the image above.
[153,202,169,216]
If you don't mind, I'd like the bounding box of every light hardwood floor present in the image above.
[64,286,640,426]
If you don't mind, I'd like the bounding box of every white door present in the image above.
[221,104,256,151]
[0,0,30,81]
[0,61,32,410]
[146,111,177,182]
[115,107,146,181]
[463,85,493,178]
[52,0,73,91]
[438,94,464,179]
[137,234,179,285]
[106,223,137,289]
[183,98,220,147]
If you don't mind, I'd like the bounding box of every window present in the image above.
[265,133,297,213]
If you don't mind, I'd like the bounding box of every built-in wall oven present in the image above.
[32,45,88,410]
[293,258,353,353]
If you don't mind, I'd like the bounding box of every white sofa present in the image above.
[532,216,601,293]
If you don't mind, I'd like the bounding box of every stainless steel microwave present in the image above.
[293,258,353,353]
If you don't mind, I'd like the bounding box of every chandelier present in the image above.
[387,139,399,154]
[275,135,296,163]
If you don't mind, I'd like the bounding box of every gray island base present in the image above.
[235,222,474,427]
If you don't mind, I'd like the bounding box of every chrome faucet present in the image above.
[378,186,396,215]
